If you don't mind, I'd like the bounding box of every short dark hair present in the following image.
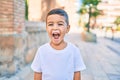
[46,8,69,25]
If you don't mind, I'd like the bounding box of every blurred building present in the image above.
[28,0,79,30]
[97,0,120,27]
[28,0,58,21]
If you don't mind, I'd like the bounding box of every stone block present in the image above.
[15,37,25,50]
[0,63,7,76]
[81,31,97,42]
[0,36,14,49]
[0,47,14,63]
[25,47,37,64]
[7,62,16,75]
[0,62,17,76]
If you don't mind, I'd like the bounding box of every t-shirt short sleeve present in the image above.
[74,48,86,72]
[31,48,42,73]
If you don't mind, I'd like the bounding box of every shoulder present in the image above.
[38,43,49,49]
[66,42,80,54]
[37,43,49,52]
[67,42,79,50]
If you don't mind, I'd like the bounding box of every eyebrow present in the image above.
[58,21,64,23]
[47,21,53,24]
[47,21,65,24]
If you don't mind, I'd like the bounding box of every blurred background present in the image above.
[0,0,120,80]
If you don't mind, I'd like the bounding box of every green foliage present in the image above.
[114,16,120,26]
[79,0,101,15]
[25,0,28,20]
[91,7,101,17]
[85,23,89,28]
[116,26,120,31]
[78,0,101,32]
[78,0,101,14]
[77,5,87,14]
[82,0,101,6]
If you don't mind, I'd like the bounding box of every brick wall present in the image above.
[0,0,25,34]
[14,0,25,33]
[0,0,14,34]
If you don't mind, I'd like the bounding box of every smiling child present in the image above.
[31,8,86,80]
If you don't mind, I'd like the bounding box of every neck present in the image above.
[50,41,67,50]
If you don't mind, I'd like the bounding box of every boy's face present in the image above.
[46,14,70,45]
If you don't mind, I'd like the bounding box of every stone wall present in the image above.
[0,0,49,78]
[0,22,49,78]
[0,22,49,80]
[25,21,49,64]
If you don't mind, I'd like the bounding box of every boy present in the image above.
[31,8,86,80]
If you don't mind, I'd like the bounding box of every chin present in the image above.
[52,42,61,45]
[51,40,62,45]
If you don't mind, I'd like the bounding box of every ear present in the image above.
[66,25,70,33]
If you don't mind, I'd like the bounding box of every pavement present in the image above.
[65,30,120,80]
[2,29,120,80]
[0,64,34,80]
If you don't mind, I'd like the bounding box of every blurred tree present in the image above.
[114,16,120,31]
[114,16,120,26]
[77,5,87,28]
[91,7,102,28]
[78,0,101,32]
[25,0,28,20]
[78,5,87,14]
[82,0,101,5]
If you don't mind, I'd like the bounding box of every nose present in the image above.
[53,23,58,30]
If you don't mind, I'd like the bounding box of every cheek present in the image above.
[60,29,67,36]
[62,28,68,33]
[46,27,51,32]
[46,28,51,36]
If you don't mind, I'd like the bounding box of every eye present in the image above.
[58,23,63,26]
[48,23,53,26]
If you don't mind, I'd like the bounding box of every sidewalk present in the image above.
[0,64,34,80]
[66,31,120,80]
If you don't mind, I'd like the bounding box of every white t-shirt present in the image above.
[31,42,86,80]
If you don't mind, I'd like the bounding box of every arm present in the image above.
[74,71,81,80]
[34,72,42,80]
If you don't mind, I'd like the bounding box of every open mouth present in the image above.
[52,31,60,39]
